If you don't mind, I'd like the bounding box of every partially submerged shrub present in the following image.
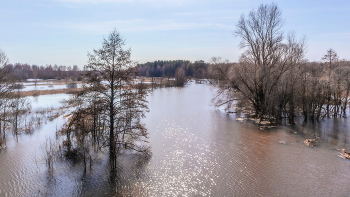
[12,84,24,89]
[67,83,77,88]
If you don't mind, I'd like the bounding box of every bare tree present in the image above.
[10,91,31,135]
[32,65,39,87]
[322,48,339,117]
[207,57,232,84]
[0,49,13,98]
[322,48,339,71]
[175,67,186,86]
[213,3,305,122]
[0,49,14,147]
[0,49,8,68]
[59,30,150,172]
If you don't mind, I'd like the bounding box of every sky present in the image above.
[0,0,349,68]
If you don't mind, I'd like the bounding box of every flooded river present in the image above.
[1,82,350,196]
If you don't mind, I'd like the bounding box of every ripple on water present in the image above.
[2,83,350,196]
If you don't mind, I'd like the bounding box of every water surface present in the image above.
[1,82,350,196]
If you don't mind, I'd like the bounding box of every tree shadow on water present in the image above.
[107,153,151,197]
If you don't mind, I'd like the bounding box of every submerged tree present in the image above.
[213,3,305,122]
[0,49,15,148]
[321,48,339,117]
[175,67,186,87]
[0,49,13,99]
[10,91,31,135]
[60,30,150,172]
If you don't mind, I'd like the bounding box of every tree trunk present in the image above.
[109,66,116,171]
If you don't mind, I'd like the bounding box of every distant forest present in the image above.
[137,60,208,78]
[3,63,83,81]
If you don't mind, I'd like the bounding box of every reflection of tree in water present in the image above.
[329,120,340,145]
[46,151,152,197]
[108,154,151,197]
[343,131,348,151]
[297,118,350,150]
[283,117,350,150]
[329,119,350,150]
[39,118,152,196]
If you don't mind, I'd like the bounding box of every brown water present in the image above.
[1,83,350,196]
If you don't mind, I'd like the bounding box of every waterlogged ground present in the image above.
[17,84,82,92]
[1,82,350,196]
[0,94,71,196]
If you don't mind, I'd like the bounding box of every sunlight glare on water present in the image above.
[1,82,350,196]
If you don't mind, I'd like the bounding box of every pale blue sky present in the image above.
[1,0,349,68]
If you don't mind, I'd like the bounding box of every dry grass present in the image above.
[14,88,81,97]
[18,79,83,86]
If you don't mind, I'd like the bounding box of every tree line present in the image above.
[137,59,209,79]
[3,63,84,81]
[6,59,210,82]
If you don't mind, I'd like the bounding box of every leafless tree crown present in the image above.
[212,3,307,122]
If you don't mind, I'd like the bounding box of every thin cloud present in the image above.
[47,19,234,33]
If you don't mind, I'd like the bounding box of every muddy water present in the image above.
[0,94,71,197]
[141,82,350,196]
[1,83,350,196]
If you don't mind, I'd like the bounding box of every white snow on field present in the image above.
[138,81,154,84]
[16,84,82,92]
[21,82,54,86]
[21,85,68,91]
[26,79,43,82]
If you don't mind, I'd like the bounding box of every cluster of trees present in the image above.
[58,30,150,172]
[0,49,12,148]
[0,50,31,148]
[3,63,83,81]
[211,3,350,124]
[138,60,208,79]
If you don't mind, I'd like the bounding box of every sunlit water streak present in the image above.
[0,83,350,196]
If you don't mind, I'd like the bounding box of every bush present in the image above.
[67,83,77,88]
[12,84,24,89]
